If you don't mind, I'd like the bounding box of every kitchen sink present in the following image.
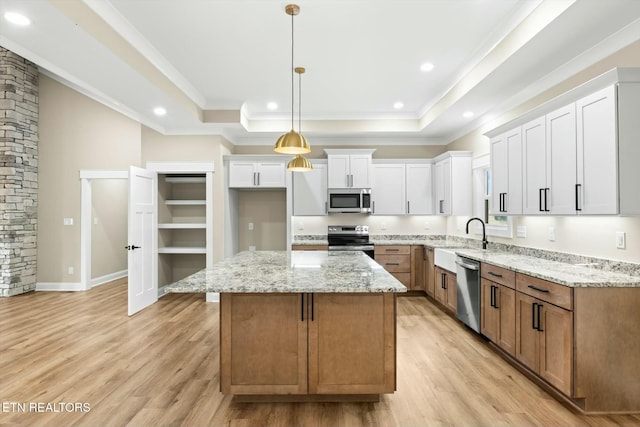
[434,248,459,272]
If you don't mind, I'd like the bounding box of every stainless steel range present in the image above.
[327,225,374,258]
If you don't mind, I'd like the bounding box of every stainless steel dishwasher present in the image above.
[455,256,481,333]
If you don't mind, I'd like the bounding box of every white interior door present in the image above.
[128,166,157,316]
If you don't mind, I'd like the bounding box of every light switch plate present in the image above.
[616,231,626,249]
[248,222,254,231]
[63,217,73,226]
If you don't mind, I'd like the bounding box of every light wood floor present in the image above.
[1,282,639,427]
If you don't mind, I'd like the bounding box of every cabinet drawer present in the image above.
[390,272,411,287]
[516,273,573,310]
[291,245,328,251]
[374,245,410,255]
[481,263,516,289]
[375,255,411,272]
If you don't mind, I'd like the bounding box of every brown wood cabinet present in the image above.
[425,248,435,297]
[433,266,456,313]
[220,292,396,397]
[515,275,573,396]
[375,245,411,288]
[480,263,516,356]
[291,244,329,251]
[410,245,426,292]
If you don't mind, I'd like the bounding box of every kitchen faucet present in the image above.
[466,217,488,250]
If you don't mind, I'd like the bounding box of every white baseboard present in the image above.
[36,282,84,292]
[91,270,127,288]
[206,292,220,303]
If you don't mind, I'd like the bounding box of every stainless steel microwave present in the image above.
[328,188,372,213]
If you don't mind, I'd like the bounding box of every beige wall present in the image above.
[38,75,141,283]
[237,191,287,251]
[446,39,640,263]
[91,179,128,279]
[141,127,232,262]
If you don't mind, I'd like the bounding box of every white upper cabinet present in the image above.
[488,68,640,216]
[576,85,617,214]
[293,162,327,216]
[490,128,522,215]
[406,163,434,215]
[522,117,547,215]
[372,161,433,215]
[325,149,374,189]
[229,159,286,188]
[546,104,577,215]
[372,164,406,215]
[434,152,471,216]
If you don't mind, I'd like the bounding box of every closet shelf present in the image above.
[158,223,206,229]
[158,246,206,254]
[165,199,206,205]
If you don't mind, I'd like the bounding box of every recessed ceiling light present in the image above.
[153,107,167,116]
[393,102,404,110]
[463,111,474,118]
[267,102,278,111]
[4,12,31,26]
[420,62,435,72]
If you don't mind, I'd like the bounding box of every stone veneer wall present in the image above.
[0,47,38,297]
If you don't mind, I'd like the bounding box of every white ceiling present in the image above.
[2,0,640,146]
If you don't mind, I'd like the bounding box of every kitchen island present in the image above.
[167,250,406,402]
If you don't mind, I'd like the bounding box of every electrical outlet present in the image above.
[67,266,74,275]
[298,222,304,230]
[248,222,254,231]
[93,217,99,225]
[249,245,256,252]
[424,222,429,231]
[380,223,387,231]
[548,227,555,242]
[516,226,527,238]
[616,231,626,249]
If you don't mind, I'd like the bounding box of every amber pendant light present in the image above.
[274,4,312,159]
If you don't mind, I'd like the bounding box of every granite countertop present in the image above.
[455,249,640,288]
[292,235,466,248]
[166,250,407,293]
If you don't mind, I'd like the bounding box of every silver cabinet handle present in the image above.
[407,200,410,214]
[257,172,260,186]
[325,201,328,214]
[253,172,256,186]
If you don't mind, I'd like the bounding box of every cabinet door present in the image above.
[497,285,516,357]
[515,292,539,372]
[228,161,257,188]
[522,117,547,214]
[444,271,457,313]
[256,162,286,187]
[220,293,307,395]
[539,303,573,396]
[350,154,372,188]
[308,293,396,394]
[372,164,406,215]
[505,127,523,214]
[546,104,577,214]
[425,249,435,298]
[576,85,618,214]
[406,163,434,215]
[490,134,508,215]
[434,267,447,305]
[481,279,498,342]
[410,246,426,292]
[327,154,350,188]
[434,158,451,215]
[293,164,327,215]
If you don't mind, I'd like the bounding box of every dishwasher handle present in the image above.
[455,259,479,271]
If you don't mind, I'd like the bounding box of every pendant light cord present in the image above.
[291,10,295,131]
[298,68,302,134]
